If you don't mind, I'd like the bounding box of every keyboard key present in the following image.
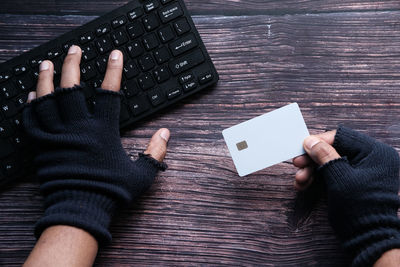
[81,63,97,81]
[167,87,182,99]
[158,26,175,43]
[148,88,166,106]
[143,33,159,51]
[1,157,19,175]
[16,75,34,91]
[14,65,28,76]
[0,139,14,159]
[0,71,12,83]
[63,40,78,52]
[111,16,127,28]
[144,0,159,13]
[138,54,155,71]
[10,114,22,128]
[183,81,197,92]
[82,44,97,61]
[96,24,111,36]
[119,47,129,63]
[126,22,144,39]
[91,79,103,89]
[173,18,191,35]
[122,79,140,98]
[143,14,159,32]
[127,41,144,58]
[127,7,144,21]
[29,57,43,67]
[138,73,155,90]
[129,95,151,115]
[52,58,63,76]
[0,120,14,138]
[161,0,173,4]
[12,132,27,147]
[179,72,194,84]
[79,32,95,44]
[169,48,205,75]
[111,30,129,46]
[169,33,198,56]
[159,2,183,23]
[1,82,18,99]
[153,47,170,64]
[199,72,214,85]
[95,58,109,76]
[95,55,108,73]
[95,36,113,54]
[153,66,170,83]
[47,47,63,59]
[15,94,28,107]
[123,61,140,79]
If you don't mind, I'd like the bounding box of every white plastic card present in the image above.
[222,103,310,177]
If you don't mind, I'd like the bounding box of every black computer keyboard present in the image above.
[0,0,219,187]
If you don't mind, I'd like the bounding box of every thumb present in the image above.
[144,128,170,162]
[304,136,341,166]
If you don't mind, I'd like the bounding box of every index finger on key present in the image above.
[101,50,123,92]
[60,45,82,88]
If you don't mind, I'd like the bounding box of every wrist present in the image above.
[35,190,116,245]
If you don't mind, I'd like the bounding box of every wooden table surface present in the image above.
[1,0,400,266]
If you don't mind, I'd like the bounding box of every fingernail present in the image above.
[68,45,79,54]
[39,61,50,72]
[27,91,37,102]
[110,50,120,61]
[305,136,321,150]
[160,129,170,142]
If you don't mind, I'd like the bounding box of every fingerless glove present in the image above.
[319,126,400,266]
[22,85,167,245]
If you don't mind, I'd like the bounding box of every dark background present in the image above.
[1,0,400,266]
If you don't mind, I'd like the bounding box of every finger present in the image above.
[294,175,314,191]
[315,130,337,146]
[60,45,82,88]
[304,136,341,166]
[36,61,54,98]
[295,166,314,184]
[101,50,123,92]
[27,91,37,103]
[293,154,313,168]
[144,128,170,162]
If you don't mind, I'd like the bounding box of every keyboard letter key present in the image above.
[169,48,205,75]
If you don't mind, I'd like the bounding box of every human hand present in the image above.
[23,46,170,245]
[293,130,339,191]
[294,126,400,266]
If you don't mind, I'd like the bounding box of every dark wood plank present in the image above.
[0,11,400,266]
[0,0,399,15]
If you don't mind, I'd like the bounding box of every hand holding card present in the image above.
[222,103,310,177]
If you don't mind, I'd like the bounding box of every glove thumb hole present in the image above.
[304,136,341,166]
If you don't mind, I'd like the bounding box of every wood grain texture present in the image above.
[0,4,400,267]
[0,0,399,15]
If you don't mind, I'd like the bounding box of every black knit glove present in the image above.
[22,85,167,245]
[318,126,400,266]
